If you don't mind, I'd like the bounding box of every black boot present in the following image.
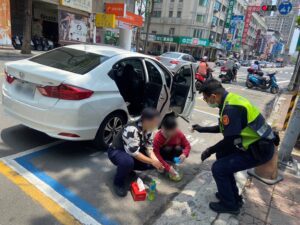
[209,201,240,215]
[113,184,128,197]
[215,192,244,207]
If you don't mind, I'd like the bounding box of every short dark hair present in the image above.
[141,107,160,121]
[161,115,177,130]
[199,79,226,96]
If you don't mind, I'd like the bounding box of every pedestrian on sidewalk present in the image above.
[192,79,278,215]
[108,108,164,197]
[153,115,191,177]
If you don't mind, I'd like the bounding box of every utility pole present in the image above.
[279,55,300,173]
[135,0,145,52]
[144,0,154,53]
[21,0,32,54]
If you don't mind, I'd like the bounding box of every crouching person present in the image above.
[153,115,191,177]
[108,108,164,197]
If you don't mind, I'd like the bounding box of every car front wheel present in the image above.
[93,112,127,150]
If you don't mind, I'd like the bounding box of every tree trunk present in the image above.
[21,0,32,54]
[144,0,154,54]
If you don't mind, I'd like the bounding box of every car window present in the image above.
[174,65,192,85]
[189,55,196,62]
[146,61,163,85]
[157,63,172,88]
[182,55,190,61]
[161,52,181,59]
[30,47,109,75]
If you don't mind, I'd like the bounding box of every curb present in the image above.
[0,50,41,58]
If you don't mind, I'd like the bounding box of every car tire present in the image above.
[93,112,127,150]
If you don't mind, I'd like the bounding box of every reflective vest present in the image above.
[220,93,274,150]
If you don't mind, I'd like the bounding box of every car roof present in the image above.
[64,44,146,58]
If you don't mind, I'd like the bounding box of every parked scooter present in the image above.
[246,68,279,94]
[195,68,213,91]
[32,35,43,51]
[12,36,22,49]
[219,66,235,83]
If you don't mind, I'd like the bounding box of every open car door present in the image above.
[170,63,196,121]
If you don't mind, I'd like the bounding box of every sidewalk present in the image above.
[0,48,41,58]
[153,91,300,225]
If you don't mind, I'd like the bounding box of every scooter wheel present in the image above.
[270,86,279,94]
[246,81,253,88]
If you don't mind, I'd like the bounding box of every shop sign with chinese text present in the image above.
[60,0,92,13]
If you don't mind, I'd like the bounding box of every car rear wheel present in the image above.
[93,112,127,150]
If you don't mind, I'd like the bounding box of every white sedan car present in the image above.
[2,45,196,149]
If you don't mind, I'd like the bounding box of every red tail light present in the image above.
[170,60,179,64]
[4,70,15,84]
[58,132,80,137]
[38,84,93,100]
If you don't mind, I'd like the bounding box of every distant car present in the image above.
[156,52,198,73]
[275,62,284,68]
[266,62,273,68]
[215,58,227,67]
[259,61,268,68]
[2,45,196,149]
[240,60,251,67]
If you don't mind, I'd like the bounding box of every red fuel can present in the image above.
[130,182,147,201]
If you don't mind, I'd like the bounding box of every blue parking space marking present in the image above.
[15,145,119,225]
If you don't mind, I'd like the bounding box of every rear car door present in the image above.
[170,63,196,120]
[143,59,170,115]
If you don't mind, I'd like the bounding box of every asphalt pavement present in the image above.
[0,56,294,225]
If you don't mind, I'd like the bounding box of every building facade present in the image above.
[265,0,299,52]
[145,0,232,60]
[1,0,136,49]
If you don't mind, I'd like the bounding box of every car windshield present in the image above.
[161,52,181,59]
[30,47,110,75]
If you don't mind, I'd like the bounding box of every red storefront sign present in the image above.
[105,3,126,17]
[242,6,260,44]
[117,11,143,27]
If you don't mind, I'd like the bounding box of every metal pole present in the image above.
[288,51,300,91]
[278,93,300,163]
[279,54,300,171]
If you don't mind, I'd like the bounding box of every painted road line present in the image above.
[1,140,64,161]
[0,161,81,225]
[277,80,290,84]
[1,143,118,225]
[3,157,105,225]
[16,146,118,225]
[193,108,219,117]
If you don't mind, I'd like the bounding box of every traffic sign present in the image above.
[278,1,293,15]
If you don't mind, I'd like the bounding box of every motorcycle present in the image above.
[246,68,279,94]
[219,66,236,83]
[195,68,213,91]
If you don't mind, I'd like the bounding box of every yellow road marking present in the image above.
[0,162,81,225]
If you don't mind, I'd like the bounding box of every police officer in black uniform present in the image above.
[108,108,163,197]
[192,79,279,215]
